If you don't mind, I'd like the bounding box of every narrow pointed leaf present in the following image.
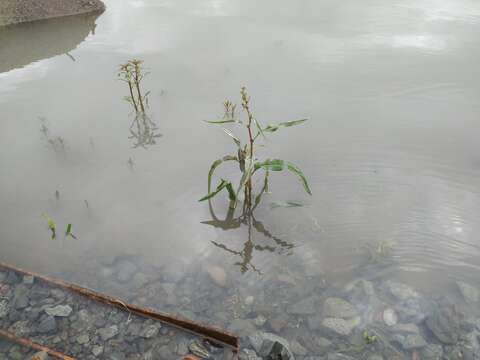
[270,201,303,209]
[200,179,236,202]
[286,161,312,195]
[254,159,285,172]
[263,119,307,133]
[222,128,241,148]
[204,119,236,124]
[207,155,238,192]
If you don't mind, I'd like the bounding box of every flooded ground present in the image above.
[1,0,480,358]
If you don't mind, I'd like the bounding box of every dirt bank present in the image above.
[0,0,105,26]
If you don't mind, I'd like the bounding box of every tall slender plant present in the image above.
[199,87,312,211]
[118,59,150,114]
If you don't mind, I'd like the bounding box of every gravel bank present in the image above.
[0,0,105,26]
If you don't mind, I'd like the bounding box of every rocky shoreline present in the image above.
[2,252,479,359]
[0,0,105,27]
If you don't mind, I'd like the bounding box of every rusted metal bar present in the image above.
[0,261,239,351]
[0,328,76,360]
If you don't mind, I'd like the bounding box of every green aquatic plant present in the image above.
[363,330,377,344]
[118,59,150,114]
[364,240,396,263]
[42,214,77,240]
[199,87,311,211]
[39,117,66,152]
[42,213,56,240]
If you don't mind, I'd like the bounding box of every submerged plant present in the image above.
[39,117,66,152]
[118,59,150,114]
[199,87,311,211]
[42,213,56,240]
[65,224,77,240]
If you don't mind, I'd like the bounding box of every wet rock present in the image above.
[254,314,267,327]
[384,281,420,301]
[419,344,443,360]
[345,279,376,303]
[327,354,355,360]
[45,304,73,317]
[457,281,480,303]
[37,315,57,334]
[189,340,210,359]
[13,285,29,309]
[323,297,357,319]
[116,259,138,283]
[92,345,104,356]
[0,300,9,318]
[463,331,480,360]
[245,295,255,306]
[248,332,294,360]
[98,325,119,341]
[9,320,30,337]
[269,316,289,332]
[393,333,427,350]
[367,355,383,360]
[23,275,34,285]
[206,265,227,287]
[391,322,418,333]
[76,334,89,345]
[227,318,256,337]
[443,345,464,360]
[50,289,66,301]
[240,348,261,360]
[132,272,149,288]
[320,317,361,337]
[382,308,397,326]
[175,339,189,356]
[140,324,160,338]
[30,351,49,360]
[287,295,318,315]
[290,340,308,356]
[425,303,460,344]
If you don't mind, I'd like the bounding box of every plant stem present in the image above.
[128,80,139,113]
[133,61,145,113]
[241,87,255,209]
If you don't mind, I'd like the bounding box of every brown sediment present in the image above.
[0,329,76,360]
[0,0,105,27]
[0,261,240,352]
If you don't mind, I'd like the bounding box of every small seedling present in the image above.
[42,213,56,240]
[65,224,77,239]
[118,59,150,114]
[363,330,377,344]
[199,87,311,211]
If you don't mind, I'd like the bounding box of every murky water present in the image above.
[2,0,480,357]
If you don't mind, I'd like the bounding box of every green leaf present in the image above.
[263,119,308,133]
[199,179,236,202]
[66,223,72,235]
[253,117,265,139]
[207,155,238,193]
[222,128,241,148]
[254,159,285,172]
[286,161,312,195]
[270,201,303,209]
[253,169,270,210]
[204,119,236,124]
[236,158,254,200]
[42,213,56,240]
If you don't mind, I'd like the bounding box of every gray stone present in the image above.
[76,334,89,345]
[228,318,256,337]
[327,354,355,360]
[132,272,148,288]
[290,340,308,356]
[382,308,397,326]
[392,323,420,334]
[98,325,119,341]
[425,305,460,344]
[13,285,29,309]
[0,300,9,319]
[394,333,427,350]
[419,343,443,360]
[254,315,267,327]
[45,305,72,317]
[367,356,383,360]
[92,345,104,356]
[37,316,57,334]
[321,317,360,337]
[248,332,295,360]
[323,298,358,319]
[384,281,420,301]
[287,296,318,315]
[140,324,159,338]
[29,351,49,360]
[457,281,480,303]
[116,260,137,283]
[240,349,261,360]
[23,275,34,285]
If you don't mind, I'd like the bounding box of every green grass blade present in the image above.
[270,201,303,209]
[222,128,241,148]
[204,119,236,124]
[66,223,72,236]
[199,179,228,201]
[286,161,312,195]
[254,159,285,172]
[207,155,238,192]
[263,119,308,133]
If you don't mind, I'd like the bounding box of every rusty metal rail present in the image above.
[0,261,239,351]
[0,329,76,360]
